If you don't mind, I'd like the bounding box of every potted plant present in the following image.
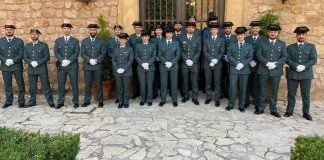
[92,15,115,100]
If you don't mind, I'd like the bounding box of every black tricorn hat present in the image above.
[113,25,123,29]
[141,30,150,36]
[267,24,281,31]
[61,23,73,28]
[208,23,219,29]
[30,29,41,34]
[208,15,218,22]
[174,20,182,25]
[4,25,16,29]
[164,27,174,33]
[222,21,234,28]
[235,27,248,34]
[132,21,143,26]
[249,21,261,27]
[87,24,100,28]
[186,22,196,27]
[294,26,310,34]
[118,33,129,39]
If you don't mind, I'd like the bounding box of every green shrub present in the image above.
[0,127,80,160]
[291,135,324,160]
[259,9,280,37]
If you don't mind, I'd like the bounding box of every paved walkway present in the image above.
[0,94,323,160]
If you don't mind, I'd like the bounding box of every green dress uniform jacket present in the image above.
[112,46,134,105]
[227,42,253,108]
[179,34,201,100]
[24,41,54,106]
[81,37,106,104]
[158,40,180,103]
[0,37,25,105]
[286,42,317,115]
[54,36,80,105]
[203,36,225,101]
[256,39,287,112]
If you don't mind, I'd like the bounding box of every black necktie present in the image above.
[298,43,303,49]
[271,41,275,45]
[253,37,256,41]
[239,43,243,49]
[226,36,230,40]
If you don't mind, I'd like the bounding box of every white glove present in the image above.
[61,59,70,67]
[250,60,257,67]
[209,62,215,67]
[223,55,228,62]
[211,59,218,65]
[89,59,97,65]
[296,65,306,72]
[266,62,276,70]
[117,68,125,74]
[5,59,14,66]
[235,63,244,70]
[165,62,172,68]
[31,61,38,68]
[185,60,193,66]
[142,63,149,70]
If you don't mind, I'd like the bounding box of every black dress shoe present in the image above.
[74,103,79,108]
[303,114,312,121]
[148,102,152,106]
[98,102,103,108]
[215,101,220,107]
[124,104,129,108]
[173,102,178,107]
[2,103,12,108]
[140,101,145,106]
[50,104,55,108]
[181,98,189,103]
[118,104,123,108]
[254,110,264,115]
[205,99,211,104]
[270,112,281,118]
[18,103,25,108]
[82,102,90,107]
[239,108,245,113]
[56,104,64,109]
[159,102,165,107]
[115,99,119,103]
[284,112,293,117]
[192,99,199,105]
[225,106,233,111]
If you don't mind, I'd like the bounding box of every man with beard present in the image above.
[24,29,55,108]
[54,22,80,109]
[173,21,185,42]
[129,21,143,99]
[107,25,123,58]
[81,23,106,108]
[255,24,287,117]
[0,24,25,108]
[285,26,317,121]
[179,22,201,105]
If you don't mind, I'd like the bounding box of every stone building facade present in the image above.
[0,0,323,100]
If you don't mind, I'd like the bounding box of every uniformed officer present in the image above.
[0,24,25,108]
[226,27,253,112]
[221,22,237,99]
[107,25,123,58]
[150,24,165,99]
[159,27,180,107]
[179,22,201,105]
[135,30,156,106]
[173,21,185,42]
[24,29,54,108]
[285,26,317,121]
[81,23,106,108]
[54,22,80,109]
[245,21,266,109]
[112,33,134,108]
[186,16,202,38]
[129,21,143,99]
[202,15,220,42]
[255,24,287,117]
[203,23,225,107]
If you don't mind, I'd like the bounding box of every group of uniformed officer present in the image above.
[0,16,317,121]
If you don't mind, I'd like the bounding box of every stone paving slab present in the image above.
[0,93,323,159]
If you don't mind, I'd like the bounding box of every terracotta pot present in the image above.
[92,80,115,100]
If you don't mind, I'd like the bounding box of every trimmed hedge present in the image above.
[0,127,80,160]
[291,135,324,160]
